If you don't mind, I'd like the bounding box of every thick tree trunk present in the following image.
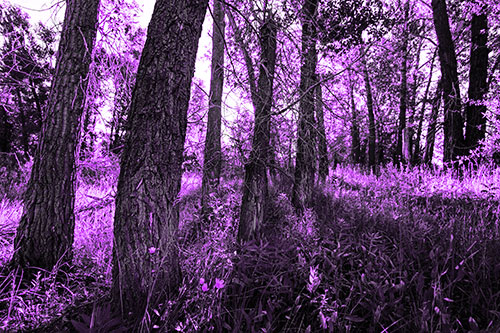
[361,46,377,173]
[348,69,362,164]
[424,80,442,165]
[201,0,225,222]
[111,0,208,323]
[293,0,319,211]
[315,79,328,183]
[464,12,488,153]
[11,0,99,271]
[432,0,464,163]
[395,0,410,167]
[238,16,277,242]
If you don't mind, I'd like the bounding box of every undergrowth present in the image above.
[0,159,499,332]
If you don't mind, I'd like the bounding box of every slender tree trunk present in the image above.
[315,78,328,183]
[361,45,377,173]
[432,0,464,164]
[293,0,319,211]
[11,0,99,271]
[464,11,488,154]
[201,0,225,222]
[238,15,277,242]
[396,0,410,167]
[414,49,437,165]
[348,68,361,164]
[0,105,12,153]
[15,89,29,155]
[111,0,208,323]
[424,80,442,165]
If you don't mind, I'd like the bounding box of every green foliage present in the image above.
[71,303,127,333]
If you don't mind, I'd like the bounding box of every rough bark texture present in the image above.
[12,0,99,271]
[111,0,208,323]
[424,80,442,165]
[315,79,328,183]
[361,46,377,173]
[432,0,464,163]
[465,12,488,153]
[238,16,277,242]
[201,0,225,221]
[293,0,319,211]
[395,0,410,167]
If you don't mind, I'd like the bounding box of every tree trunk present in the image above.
[464,11,488,153]
[15,88,29,155]
[361,45,377,173]
[238,15,277,242]
[424,80,442,165]
[0,105,12,153]
[348,68,362,164]
[431,0,464,164]
[413,49,437,165]
[11,0,99,271]
[293,0,319,211]
[111,0,208,323]
[315,78,328,183]
[201,0,225,222]
[395,0,410,167]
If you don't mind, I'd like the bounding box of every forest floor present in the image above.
[0,159,499,332]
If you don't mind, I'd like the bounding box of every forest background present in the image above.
[0,0,500,331]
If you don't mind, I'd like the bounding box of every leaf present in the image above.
[345,315,364,322]
[71,319,90,333]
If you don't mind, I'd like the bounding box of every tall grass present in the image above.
[0,161,499,331]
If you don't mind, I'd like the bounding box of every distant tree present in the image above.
[231,9,277,242]
[431,0,464,164]
[11,0,100,270]
[315,77,328,182]
[201,0,225,224]
[361,44,377,173]
[111,0,208,324]
[348,68,362,164]
[293,0,319,211]
[424,79,442,165]
[0,4,56,158]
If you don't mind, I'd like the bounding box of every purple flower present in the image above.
[215,278,225,289]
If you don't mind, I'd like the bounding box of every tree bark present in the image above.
[395,0,410,167]
[315,78,328,183]
[238,15,277,242]
[11,0,99,271]
[431,0,464,164]
[0,105,12,153]
[413,50,437,165]
[361,45,377,173]
[201,0,225,222]
[111,0,208,323]
[348,68,362,164]
[293,0,319,211]
[464,11,488,153]
[424,80,442,165]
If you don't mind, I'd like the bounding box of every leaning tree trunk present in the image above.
[361,45,377,174]
[111,0,208,323]
[464,11,488,154]
[414,49,437,165]
[424,80,442,165]
[315,78,328,183]
[432,0,464,164]
[201,0,225,223]
[12,0,99,271]
[238,16,277,242]
[293,0,319,211]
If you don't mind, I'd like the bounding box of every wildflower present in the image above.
[215,278,225,289]
[148,247,156,254]
[202,283,209,292]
